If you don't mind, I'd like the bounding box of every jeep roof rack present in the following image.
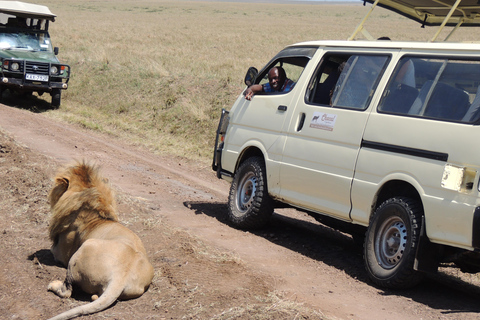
[0,1,56,21]
[349,0,480,42]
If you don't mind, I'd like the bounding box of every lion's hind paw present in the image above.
[48,280,72,298]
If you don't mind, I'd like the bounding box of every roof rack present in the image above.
[0,1,56,21]
[349,0,480,42]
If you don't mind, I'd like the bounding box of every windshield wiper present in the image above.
[5,46,31,50]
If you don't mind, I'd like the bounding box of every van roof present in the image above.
[354,1,480,42]
[293,39,480,51]
[365,0,480,27]
[0,1,56,21]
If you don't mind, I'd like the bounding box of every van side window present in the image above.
[308,54,389,110]
[379,57,480,123]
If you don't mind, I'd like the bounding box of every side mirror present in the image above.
[244,67,258,87]
[54,47,59,55]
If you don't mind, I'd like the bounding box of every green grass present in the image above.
[25,0,477,164]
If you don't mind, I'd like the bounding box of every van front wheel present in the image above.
[364,197,424,289]
[228,156,273,229]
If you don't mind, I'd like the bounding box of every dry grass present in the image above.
[209,291,327,319]
[28,0,479,163]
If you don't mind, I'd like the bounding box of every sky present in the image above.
[213,0,359,2]
[191,0,362,5]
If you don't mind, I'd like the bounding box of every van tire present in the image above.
[228,156,273,229]
[364,197,424,289]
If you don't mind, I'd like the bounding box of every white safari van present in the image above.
[213,0,480,289]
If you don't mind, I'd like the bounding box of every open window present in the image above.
[307,54,347,106]
[253,46,317,96]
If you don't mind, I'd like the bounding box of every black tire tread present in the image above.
[364,196,424,289]
[227,156,273,229]
[51,89,61,108]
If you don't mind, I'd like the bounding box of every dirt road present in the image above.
[1,103,480,320]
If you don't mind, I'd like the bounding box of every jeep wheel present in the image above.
[364,197,424,289]
[228,156,273,229]
[51,89,61,108]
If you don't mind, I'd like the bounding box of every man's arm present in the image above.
[244,84,263,100]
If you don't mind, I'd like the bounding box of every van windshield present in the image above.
[0,30,53,52]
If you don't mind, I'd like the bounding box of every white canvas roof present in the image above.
[0,1,55,21]
[364,0,480,26]
[352,0,480,41]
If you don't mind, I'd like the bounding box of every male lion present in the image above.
[46,161,154,320]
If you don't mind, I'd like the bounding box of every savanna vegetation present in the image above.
[27,0,478,162]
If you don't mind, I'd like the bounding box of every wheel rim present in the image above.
[235,171,257,214]
[374,216,408,269]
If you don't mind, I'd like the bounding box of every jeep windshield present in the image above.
[0,29,53,52]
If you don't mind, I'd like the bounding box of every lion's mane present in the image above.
[48,161,118,242]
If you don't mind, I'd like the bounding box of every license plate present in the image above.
[25,73,48,82]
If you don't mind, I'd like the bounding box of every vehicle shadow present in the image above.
[184,200,480,315]
[1,89,52,112]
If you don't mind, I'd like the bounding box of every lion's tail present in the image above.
[47,279,125,320]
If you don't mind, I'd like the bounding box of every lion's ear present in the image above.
[55,177,69,190]
[49,177,69,207]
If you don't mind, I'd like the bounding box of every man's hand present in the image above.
[244,87,254,100]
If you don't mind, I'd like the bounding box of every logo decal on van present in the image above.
[310,112,337,131]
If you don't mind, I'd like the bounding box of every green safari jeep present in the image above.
[0,1,70,108]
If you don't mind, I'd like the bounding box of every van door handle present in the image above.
[278,105,287,111]
[297,113,306,131]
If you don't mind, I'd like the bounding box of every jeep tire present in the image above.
[228,156,273,229]
[51,89,61,108]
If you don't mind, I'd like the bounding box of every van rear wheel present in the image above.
[364,197,424,288]
[228,156,273,229]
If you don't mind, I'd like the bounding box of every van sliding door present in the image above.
[279,52,390,220]
[354,55,480,248]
